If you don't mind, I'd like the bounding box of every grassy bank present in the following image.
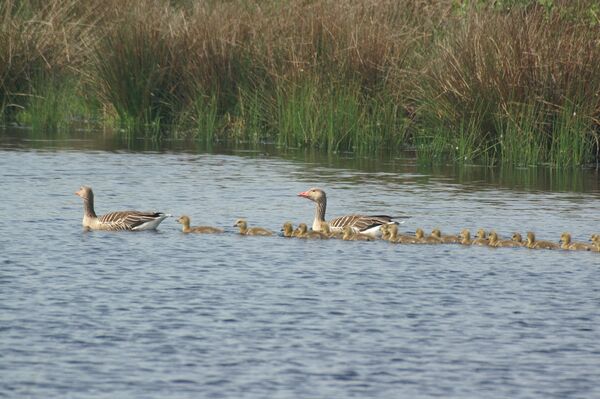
[1,0,599,167]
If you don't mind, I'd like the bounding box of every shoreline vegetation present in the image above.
[2,0,600,167]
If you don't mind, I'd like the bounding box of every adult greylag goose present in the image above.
[526,231,559,250]
[281,222,294,237]
[75,186,168,231]
[296,223,329,239]
[177,215,223,234]
[234,219,273,236]
[387,224,419,243]
[471,229,489,246]
[342,226,374,241]
[559,232,593,251]
[488,231,522,248]
[298,187,401,237]
[431,228,461,244]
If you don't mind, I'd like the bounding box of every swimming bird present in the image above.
[176,215,223,234]
[233,219,273,236]
[295,223,329,239]
[415,228,442,244]
[459,229,472,245]
[75,185,168,231]
[526,231,559,250]
[472,229,489,246]
[511,232,525,246]
[431,228,461,244]
[592,235,600,252]
[488,231,522,248]
[386,224,419,243]
[559,232,593,251]
[321,222,344,239]
[342,226,374,241]
[281,222,294,237]
[297,187,402,237]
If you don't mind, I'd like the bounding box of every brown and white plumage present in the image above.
[233,219,273,236]
[75,186,168,231]
[297,187,402,237]
[177,215,223,234]
[342,226,374,241]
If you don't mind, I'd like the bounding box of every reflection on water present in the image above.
[2,127,599,193]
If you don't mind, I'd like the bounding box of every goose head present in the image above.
[75,185,93,200]
[297,187,326,203]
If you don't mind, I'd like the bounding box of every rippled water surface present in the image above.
[1,130,600,398]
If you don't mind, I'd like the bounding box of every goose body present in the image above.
[526,232,559,250]
[488,231,522,248]
[177,215,223,234]
[75,186,168,231]
[560,232,593,251]
[298,187,401,237]
[234,219,273,236]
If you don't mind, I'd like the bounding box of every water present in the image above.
[1,130,600,398]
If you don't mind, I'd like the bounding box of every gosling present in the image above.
[459,229,472,245]
[511,232,525,246]
[296,223,328,239]
[387,224,419,243]
[342,226,374,241]
[177,215,223,234]
[415,228,442,244]
[560,232,593,251]
[526,231,559,250]
[281,222,294,237]
[431,228,461,244]
[233,219,273,236]
[488,231,522,248]
[472,229,489,246]
[321,222,343,239]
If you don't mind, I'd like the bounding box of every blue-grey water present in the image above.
[1,131,600,398]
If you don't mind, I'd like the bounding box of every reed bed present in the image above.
[2,0,599,167]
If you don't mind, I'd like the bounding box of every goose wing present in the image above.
[329,214,395,232]
[98,211,166,231]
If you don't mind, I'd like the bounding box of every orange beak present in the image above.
[297,191,308,198]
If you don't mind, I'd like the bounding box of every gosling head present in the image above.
[281,222,294,236]
[511,232,522,242]
[476,229,487,239]
[177,215,191,225]
[526,231,536,243]
[460,229,471,241]
[431,228,442,239]
[488,231,499,244]
[233,219,247,229]
[297,223,308,234]
[321,222,332,234]
[415,228,425,239]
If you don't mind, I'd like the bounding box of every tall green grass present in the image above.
[1,0,599,167]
